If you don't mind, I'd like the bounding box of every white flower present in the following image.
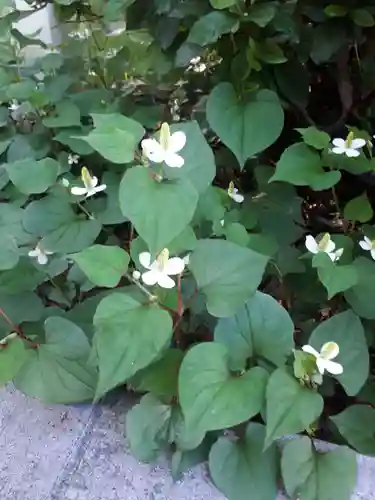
[359,236,375,260]
[302,342,343,375]
[8,100,19,112]
[305,233,343,262]
[71,167,106,198]
[227,181,244,203]
[132,270,141,281]
[28,243,53,265]
[220,219,224,227]
[139,248,185,289]
[331,132,366,157]
[183,254,190,265]
[61,178,70,188]
[141,122,186,168]
[68,154,79,165]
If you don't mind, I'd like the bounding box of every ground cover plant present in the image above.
[2,0,375,498]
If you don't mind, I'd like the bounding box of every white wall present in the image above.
[14,0,61,58]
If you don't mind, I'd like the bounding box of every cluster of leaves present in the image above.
[3,0,375,498]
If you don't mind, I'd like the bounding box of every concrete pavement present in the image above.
[1,386,374,500]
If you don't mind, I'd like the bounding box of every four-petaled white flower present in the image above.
[8,100,20,112]
[331,132,366,157]
[302,342,343,375]
[139,248,185,289]
[359,235,375,260]
[68,154,79,165]
[28,243,53,265]
[141,122,186,168]
[71,167,106,198]
[305,233,343,262]
[227,181,244,203]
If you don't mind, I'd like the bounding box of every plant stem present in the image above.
[0,308,39,348]
[126,273,157,302]
[77,201,95,220]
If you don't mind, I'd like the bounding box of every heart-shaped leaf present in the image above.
[281,437,357,500]
[206,82,284,167]
[190,239,269,317]
[308,310,368,396]
[265,369,324,447]
[179,342,268,433]
[6,158,59,194]
[331,405,375,456]
[214,291,294,369]
[209,423,278,500]
[93,293,173,398]
[119,166,198,256]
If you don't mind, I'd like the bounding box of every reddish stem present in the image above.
[0,307,39,348]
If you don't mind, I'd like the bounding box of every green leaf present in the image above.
[214,291,294,370]
[0,292,44,338]
[297,126,331,150]
[256,40,287,64]
[93,293,173,398]
[165,121,216,194]
[210,0,235,9]
[331,405,375,456]
[179,343,268,433]
[209,423,278,500]
[275,58,310,109]
[352,8,375,27]
[81,113,145,164]
[71,245,129,288]
[190,239,269,317]
[281,437,357,500]
[129,348,183,399]
[247,4,276,27]
[206,83,284,167]
[171,441,210,481]
[14,317,96,404]
[6,158,59,194]
[314,254,358,299]
[344,193,373,222]
[187,12,238,46]
[265,369,324,447]
[54,128,95,155]
[42,101,81,128]
[23,196,102,253]
[270,143,341,189]
[0,234,18,270]
[345,257,375,319]
[308,310,368,396]
[119,166,198,256]
[126,393,172,462]
[0,258,45,294]
[324,5,348,17]
[0,338,28,385]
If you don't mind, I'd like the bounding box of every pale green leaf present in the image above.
[119,166,198,256]
[71,245,130,288]
[345,257,375,319]
[81,113,145,164]
[308,310,368,396]
[331,405,375,456]
[6,158,59,194]
[0,338,28,385]
[93,293,173,398]
[42,101,81,128]
[190,239,269,317]
[206,83,284,167]
[214,291,294,369]
[209,423,278,500]
[187,12,238,46]
[344,193,373,222]
[0,234,19,270]
[14,317,96,404]
[265,369,324,447]
[179,343,268,433]
[281,437,357,500]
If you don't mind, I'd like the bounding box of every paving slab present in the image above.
[1,386,375,500]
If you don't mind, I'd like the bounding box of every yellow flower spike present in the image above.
[81,167,93,189]
[159,122,171,151]
[157,248,170,270]
[345,131,354,147]
[228,181,235,196]
[317,233,331,252]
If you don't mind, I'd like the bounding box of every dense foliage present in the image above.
[2,0,375,497]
